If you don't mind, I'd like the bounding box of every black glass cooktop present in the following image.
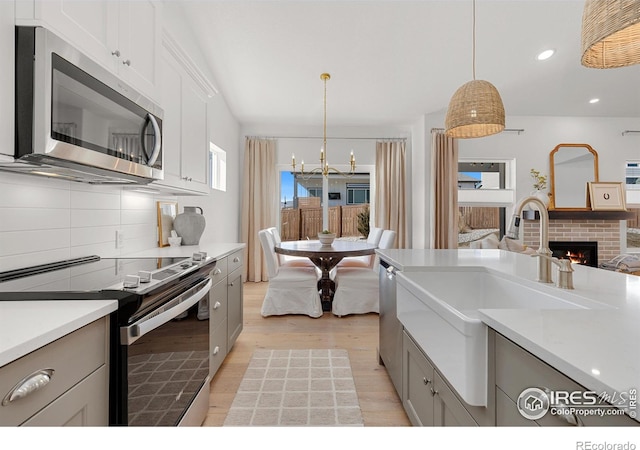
[0,256,189,297]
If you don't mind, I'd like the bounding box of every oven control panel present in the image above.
[119,253,213,291]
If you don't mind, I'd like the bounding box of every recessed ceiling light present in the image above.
[536,49,555,61]
[589,98,600,104]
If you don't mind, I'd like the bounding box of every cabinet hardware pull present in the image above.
[422,377,431,385]
[111,50,120,57]
[540,387,583,426]
[122,59,131,66]
[2,369,55,406]
[430,387,438,396]
[213,346,220,355]
[213,268,222,275]
[229,282,234,286]
[233,257,240,263]
[213,301,221,310]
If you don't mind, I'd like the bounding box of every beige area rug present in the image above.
[223,349,364,426]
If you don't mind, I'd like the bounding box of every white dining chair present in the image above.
[331,229,397,317]
[258,229,323,318]
[336,226,384,269]
[266,227,316,268]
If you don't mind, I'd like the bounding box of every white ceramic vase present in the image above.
[532,190,550,208]
[173,206,206,245]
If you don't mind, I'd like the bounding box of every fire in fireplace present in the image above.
[549,241,598,267]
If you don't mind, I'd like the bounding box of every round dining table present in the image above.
[275,239,377,311]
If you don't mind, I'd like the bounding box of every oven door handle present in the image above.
[121,278,212,345]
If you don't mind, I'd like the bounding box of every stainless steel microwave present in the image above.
[4,26,163,184]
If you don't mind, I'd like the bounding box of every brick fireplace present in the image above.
[522,217,622,266]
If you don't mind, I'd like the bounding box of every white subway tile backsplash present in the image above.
[0,181,70,209]
[71,209,121,228]
[0,249,71,272]
[70,225,120,247]
[121,209,156,225]
[70,190,121,210]
[121,191,158,210]
[0,176,168,268]
[0,229,70,256]
[70,241,119,259]
[0,208,70,232]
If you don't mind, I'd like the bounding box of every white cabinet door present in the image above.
[0,0,14,157]
[155,39,210,195]
[181,75,209,189]
[23,0,161,101]
[36,0,118,72]
[117,0,161,101]
[160,52,183,186]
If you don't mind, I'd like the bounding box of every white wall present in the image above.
[411,112,640,248]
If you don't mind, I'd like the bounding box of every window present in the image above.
[457,159,516,246]
[346,183,370,204]
[209,143,226,191]
[307,188,322,198]
[625,161,640,252]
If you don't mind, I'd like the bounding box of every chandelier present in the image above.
[291,73,356,177]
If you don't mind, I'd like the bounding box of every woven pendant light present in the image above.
[581,0,640,68]
[445,0,505,139]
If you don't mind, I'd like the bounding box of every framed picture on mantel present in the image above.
[587,182,626,211]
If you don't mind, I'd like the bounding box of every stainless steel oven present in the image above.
[0,253,216,426]
[4,26,163,184]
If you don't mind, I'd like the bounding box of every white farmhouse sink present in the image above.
[396,267,610,407]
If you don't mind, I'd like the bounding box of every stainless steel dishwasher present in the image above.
[378,258,402,397]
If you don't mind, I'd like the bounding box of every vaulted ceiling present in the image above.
[182,0,640,128]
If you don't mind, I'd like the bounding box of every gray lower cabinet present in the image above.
[0,317,109,426]
[227,251,244,349]
[493,329,638,427]
[209,250,244,377]
[402,331,479,426]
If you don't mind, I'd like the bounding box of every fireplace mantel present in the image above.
[523,210,634,220]
[549,210,634,220]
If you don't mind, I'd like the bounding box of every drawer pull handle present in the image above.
[111,49,120,57]
[213,268,222,275]
[233,257,240,263]
[422,377,431,385]
[229,281,234,287]
[540,387,583,426]
[213,301,221,310]
[430,387,438,396]
[2,369,55,406]
[213,346,220,355]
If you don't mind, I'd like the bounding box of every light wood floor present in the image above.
[203,281,411,426]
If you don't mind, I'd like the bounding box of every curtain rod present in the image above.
[430,128,525,134]
[245,135,407,141]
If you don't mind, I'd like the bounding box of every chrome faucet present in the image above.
[505,196,554,284]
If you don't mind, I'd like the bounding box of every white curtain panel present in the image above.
[241,137,277,282]
[374,140,407,249]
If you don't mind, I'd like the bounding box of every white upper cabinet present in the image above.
[154,32,213,195]
[17,0,162,102]
[0,1,14,158]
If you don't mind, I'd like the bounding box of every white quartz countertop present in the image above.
[123,241,245,260]
[0,300,117,367]
[378,248,640,414]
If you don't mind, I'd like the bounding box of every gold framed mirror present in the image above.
[157,201,178,247]
[549,143,599,210]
